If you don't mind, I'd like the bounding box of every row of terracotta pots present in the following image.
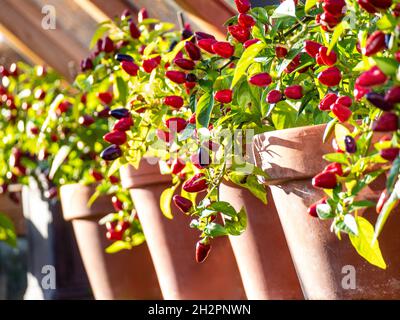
[59,124,400,300]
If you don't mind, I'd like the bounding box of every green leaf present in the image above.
[49,145,72,180]
[87,190,101,208]
[204,223,229,237]
[328,21,347,53]
[373,57,399,76]
[323,153,348,164]
[343,214,358,235]
[349,216,386,269]
[224,207,247,236]
[374,181,400,241]
[305,0,317,13]
[316,203,335,219]
[163,38,187,63]
[208,201,237,218]
[0,212,17,247]
[105,241,132,254]
[196,92,214,129]
[160,185,178,219]
[107,158,123,177]
[387,156,400,192]
[335,123,351,151]
[271,0,297,18]
[350,200,376,210]
[376,14,397,31]
[231,42,266,89]
[323,118,338,143]
[114,76,128,105]
[90,24,110,49]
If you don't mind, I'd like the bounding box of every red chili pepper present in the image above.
[198,39,217,54]
[266,90,282,104]
[184,41,202,61]
[212,42,235,59]
[307,197,328,218]
[312,171,338,189]
[238,13,256,28]
[380,148,400,161]
[113,117,133,132]
[318,67,342,87]
[174,58,195,70]
[97,92,113,105]
[173,195,193,213]
[129,21,141,39]
[171,158,186,175]
[214,90,233,104]
[244,39,260,49]
[284,85,303,100]
[319,46,337,66]
[103,131,127,145]
[195,240,212,263]
[142,57,160,73]
[234,0,251,14]
[121,61,139,76]
[183,173,208,193]
[275,45,288,59]
[323,162,343,176]
[165,117,187,133]
[319,93,338,111]
[164,96,184,109]
[249,73,272,87]
[330,103,352,122]
[228,25,250,43]
[356,66,388,88]
[166,70,187,84]
[305,40,323,58]
[336,96,352,107]
[385,86,400,104]
[364,31,386,56]
[372,112,399,132]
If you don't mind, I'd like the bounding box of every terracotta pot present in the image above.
[60,183,162,300]
[0,185,26,236]
[220,180,303,299]
[253,124,400,299]
[120,159,246,300]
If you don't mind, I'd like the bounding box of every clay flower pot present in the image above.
[220,180,303,299]
[120,158,246,300]
[253,124,400,299]
[60,183,162,300]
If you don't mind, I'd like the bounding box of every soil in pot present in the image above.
[60,183,162,300]
[120,159,246,300]
[220,180,303,299]
[253,124,400,300]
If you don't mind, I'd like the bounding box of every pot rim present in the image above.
[60,183,114,221]
[252,123,331,185]
[120,157,171,189]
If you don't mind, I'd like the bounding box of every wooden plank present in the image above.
[74,0,137,22]
[127,0,228,39]
[175,0,235,36]
[0,0,89,81]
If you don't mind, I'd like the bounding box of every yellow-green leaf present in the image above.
[335,123,351,151]
[305,0,317,13]
[349,216,387,269]
[231,42,266,89]
[160,185,178,219]
[328,21,347,54]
